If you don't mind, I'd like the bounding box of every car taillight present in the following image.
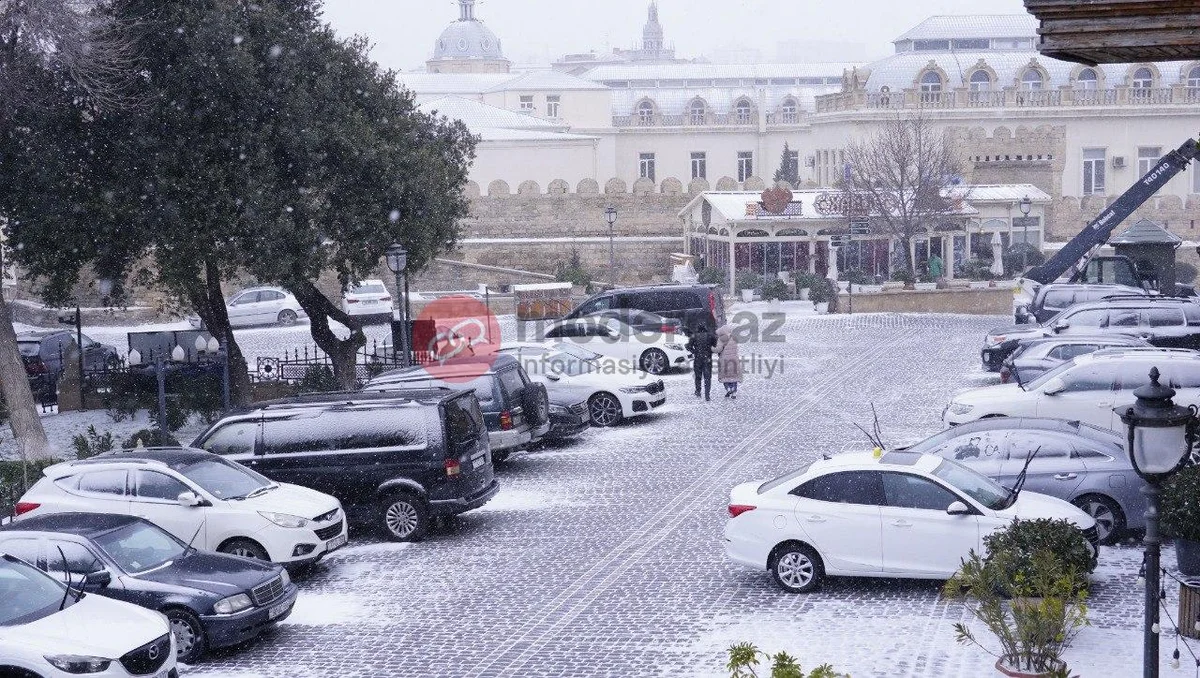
[14,502,39,516]
[500,411,513,430]
[728,504,756,518]
[661,324,674,333]
[444,458,461,478]
[24,360,46,375]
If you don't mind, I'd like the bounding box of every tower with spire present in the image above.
[633,1,674,62]
[427,0,511,74]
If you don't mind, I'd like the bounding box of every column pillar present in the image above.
[945,236,955,280]
[807,240,816,274]
[727,238,736,296]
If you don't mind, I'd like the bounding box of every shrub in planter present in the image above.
[726,643,849,678]
[984,518,1097,589]
[735,270,764,292]
[961,259,1000,282]
[699,266,728,286]
[761,279,791,301]
[890,268,916,284]
[840,268,871,285]
[794,272,819,292]
[1003,243,1046,276]
[1161,465,1200,575]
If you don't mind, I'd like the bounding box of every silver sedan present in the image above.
[898,417,1146,544]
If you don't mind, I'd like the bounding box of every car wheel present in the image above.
[277,309,298,325]
[165,607,206,664]
[770,542,824,594]
[218,538,270,561]
[380,493,430,542]
[589,392,623,427]
[639,348,669,375]
[492,450,511,463]
[1072,494,1125,545]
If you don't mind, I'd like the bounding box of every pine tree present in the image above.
[773,142,799,188]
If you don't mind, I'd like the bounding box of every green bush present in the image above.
[1162,465,1200,542]
[760,278,791,301]
[124,429,181,449]
[555,249,592,288]
[726,643,849,678]
[699,266,727,286]
[809,278,838,305]
[1003,243,1046,275]
[793,272,819,291]
[960,259,999,282]
[71,426,115,459]
[735,270,763,292]
[148,396,189,433]
[1176,262,1198,285]
[299,364,339,393]
[890,268,916,284]
[839,268,871,285]
[983,517,1097,588]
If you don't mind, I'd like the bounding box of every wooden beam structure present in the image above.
[1024,0,1200,65]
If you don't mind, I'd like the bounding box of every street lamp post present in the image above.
[1114,367,1199,678]
[1018,196,1033,272]
[605,207,617,288]
[385,244,410,367]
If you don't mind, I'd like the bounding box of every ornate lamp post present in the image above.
[1018,195,1033,271]
[385,244,410,367]
[1114,367,1199,678]
[605,207,617,287]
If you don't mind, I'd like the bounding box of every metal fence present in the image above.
[254,339,411,387]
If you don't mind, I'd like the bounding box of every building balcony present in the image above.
[612,111,802,128]
[815,85,1200,113]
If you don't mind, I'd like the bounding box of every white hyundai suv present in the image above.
[0,553,178,678]
[724,451,1098,593]
[13,448,348,567]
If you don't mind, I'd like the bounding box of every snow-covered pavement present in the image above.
[164,312,1164,678]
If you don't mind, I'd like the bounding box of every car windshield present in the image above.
[931,458,1009,510]
[758,463,814,494]
[0,556,73,625]
[551,342,602,362]
[545,351,592,377]
[1023,359,1076,391]
[169,456,273,500]
[93,522,186,574]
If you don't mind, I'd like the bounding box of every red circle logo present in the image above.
[412,295,501,382]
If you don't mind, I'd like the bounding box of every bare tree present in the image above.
[0,0,137,464]
[844,115,964,275]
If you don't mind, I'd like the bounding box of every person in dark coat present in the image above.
[686,323,717,401]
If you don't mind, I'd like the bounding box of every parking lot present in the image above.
[168,312,1156,678]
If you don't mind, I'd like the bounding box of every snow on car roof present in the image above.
[812,450,941,472]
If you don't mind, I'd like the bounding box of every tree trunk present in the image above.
[900,235,916,275]
[0,291,54,463]
[288,279,365,391]
[182,261,251,406]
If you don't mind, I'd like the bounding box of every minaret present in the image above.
[459,0,475,21]
[642,1,664,53]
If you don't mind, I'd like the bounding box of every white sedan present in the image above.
[498,342,666,426]
[342,279,393,317]
[724,451,1097,593]
[541,318,690,375]
[188,286,307,328]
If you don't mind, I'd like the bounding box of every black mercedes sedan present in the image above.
[0,513,298,664]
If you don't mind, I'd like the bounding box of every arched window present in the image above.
[688,99,707,125]
[735,98,754,124]
[1189,66,1200,89]
[919,70,943,103]
[636,100,656,126]
[1075,68,1098,90]
[1020,68,1044,90]
[1188,66,1200,102]
[968,70,992,91]
[780,97,798,123]
[1132,67,1154,89]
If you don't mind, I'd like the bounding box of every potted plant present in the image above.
[760,278,790,312]
[1161,465,1200,576]
[794,272,818,301]
[809,278,837,314]
[914,271,938,291]
[736,270,763,303]
[890,268,916,290]
[944,519,1092,678]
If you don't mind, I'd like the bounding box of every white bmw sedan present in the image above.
[724,451,1097,593]
[541,318,690,375]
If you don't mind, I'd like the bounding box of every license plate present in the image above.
[473,456,487,469]
[326,534,348,552]
[268,600,292,620]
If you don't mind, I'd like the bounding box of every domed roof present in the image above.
[431,1,506,63]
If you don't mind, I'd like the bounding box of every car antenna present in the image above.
[55,546,72,610]
[183,521,204,558]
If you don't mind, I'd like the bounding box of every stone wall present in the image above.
[835,288,1013,314]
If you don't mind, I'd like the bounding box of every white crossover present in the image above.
[724,451,1098,593]
[14,449,348,567]
[0,553,178,677]
[541,317,691,375]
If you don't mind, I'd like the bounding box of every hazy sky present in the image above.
[320,0,1029,71]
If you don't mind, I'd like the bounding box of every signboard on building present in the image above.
[849,220,871,236]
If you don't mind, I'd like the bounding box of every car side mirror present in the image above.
[177,491,204,507]
[1041,377,1066,396]
[83,569,112,589]
[1052,320,1069,333]
[946,501,972,516]
[545,373,561,382]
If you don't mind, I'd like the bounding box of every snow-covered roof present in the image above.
[484,70,608,92]
[581,62,857,83]
[683,191,979,223]
[862,50,1194,91]
[397,72,514,96]
[895,15,1037,42]
[951,184,1052,203]
[417,96,597,142]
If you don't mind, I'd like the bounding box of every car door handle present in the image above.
[890,519,913,527]
[805,515,827,523]
[1096,401,1112,407]
[1054,473,1078,481]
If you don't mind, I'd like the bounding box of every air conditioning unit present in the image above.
[1112,156,1126,169]
[804,155,816,168]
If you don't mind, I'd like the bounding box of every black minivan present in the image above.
[562,284,725,334]
[192,389,497,542]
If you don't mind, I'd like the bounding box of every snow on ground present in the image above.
[0,408,210,461]
[282,592,367,626]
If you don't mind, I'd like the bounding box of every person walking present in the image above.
[715,323,743,399]
[686,323,716,401]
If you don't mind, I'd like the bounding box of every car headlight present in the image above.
[620,386,649,393]
[259,511,308,528]
[949,403,974,416]
[44,655,112,673]
[279,568,291,589]
[665,343,684,351]
[213,593,254,614]
[549,404,567,414]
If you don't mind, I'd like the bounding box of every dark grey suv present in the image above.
[1015,283,1146,324]
[563,284,725,334]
